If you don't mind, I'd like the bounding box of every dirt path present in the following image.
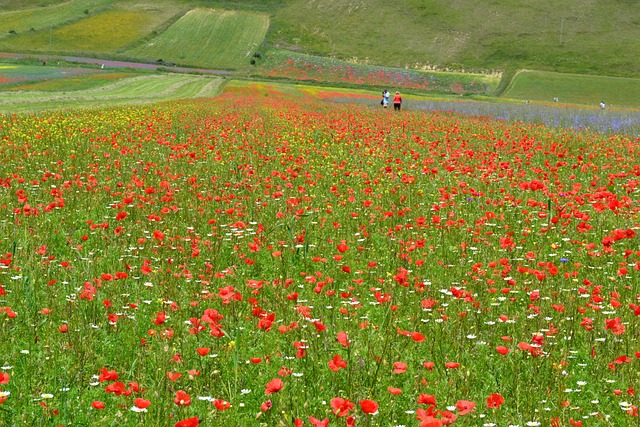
[0,52,233,75]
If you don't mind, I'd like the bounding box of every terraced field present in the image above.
[0,0,112,37]
[124,8,269,69]
[0,3,182,54]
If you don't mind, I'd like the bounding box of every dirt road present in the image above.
[0,52,233,75]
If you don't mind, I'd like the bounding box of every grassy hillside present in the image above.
[125,8,269,69]
[269,0,640,77]
[1,0,638,78]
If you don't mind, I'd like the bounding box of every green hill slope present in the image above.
[0,0,637,84]
[269,0,639,77]
[125,9,269,69]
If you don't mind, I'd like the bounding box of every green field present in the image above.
[503,70,640,108]
[125,8,269,69]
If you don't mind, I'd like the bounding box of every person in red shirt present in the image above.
[393,91,402,111]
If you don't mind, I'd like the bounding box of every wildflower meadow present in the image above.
[0,84,639,427]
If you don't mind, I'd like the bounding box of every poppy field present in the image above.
[256,51,498,95]
[0,84,639,427]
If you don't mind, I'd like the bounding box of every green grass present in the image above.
[502,70,640,108]
[0,73,224,113]
[124,8,269,69]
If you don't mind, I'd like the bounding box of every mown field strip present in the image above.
[0,74,223,113]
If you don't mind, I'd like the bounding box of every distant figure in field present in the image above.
[382,89,390,108]
[553,97,558,102]
[393,91,402,111]
[600,101,606,109]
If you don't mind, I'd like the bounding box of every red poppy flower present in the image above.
[98,368,118,382]
[359,399,378,414]
[486,393,504,408]
[330,397,354,416]
[196,347,210,357]
[174,416,200,427]
[265,378,283,395]
[134,398,151,409]
[418,394,437,406]
[91,401,105,410]
[418,416,443,427]
[213,399,231,411]
[152,311,166,325]
[517,342,531,352]
[128,382,143,393]
[166,372,182,382]
[328,354,347,371]
[388,386,402,395]
[337,331,350,347]
[260,400,272,412]
[309,416,329,427]
[0,373,9,385]
[393,361,407,374]
[455,399,476,415]
[411,332,425,342]
[174,390,191,406]
[495,346,510,355]
[105,382,125,395]
[445,361,460,369]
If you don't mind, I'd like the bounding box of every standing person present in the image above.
[393,91,402,111]
[383,89,390,108]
